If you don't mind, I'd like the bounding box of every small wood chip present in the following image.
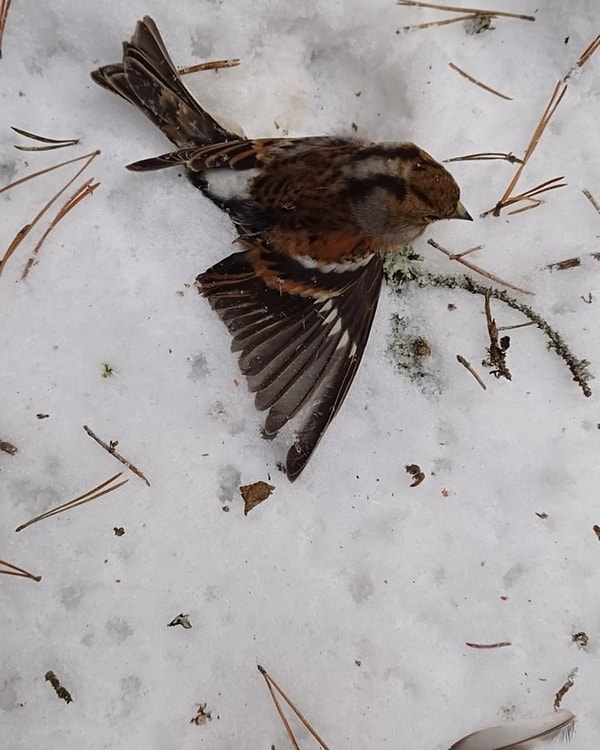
[45,671,73,704]
[553,667,577,710]
[240,481,275,515]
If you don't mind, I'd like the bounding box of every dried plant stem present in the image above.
[417,272,592,397]
[20,178,100,280]
[483,291,512,381]
[582,188,600,215]
[403,14,473,30]
[397,1,535,21]
[257,666,332,750]
[456,355,487,390]
[465,641,511,649]
[0,150,100,279]
[83,425,151,486]
[445,152,523,164]
[15,473,128,532]
[427,239,534,296]
[0,557,42,581]
[0,0,12,58]
[178,58,240,75]
[449,62,512,100]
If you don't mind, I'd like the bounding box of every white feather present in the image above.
[448,709,576,750]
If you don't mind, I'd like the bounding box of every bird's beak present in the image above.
[451,201,473,221]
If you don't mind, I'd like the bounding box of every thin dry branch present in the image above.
[20,178,100,280]
[0,150,100,279]
[449,62,512,100]
[427,238,534,295]
[0,557,42,581]
[397,1,534,21]
[456,355,487,390]
[546,251,600,272]
[465,641,511,649]
[258,665,332,750]
[83,424,151,486]
[420,272,592,397]
[15,473,128,532]
[178,58,240,75]
[0,0,12,58]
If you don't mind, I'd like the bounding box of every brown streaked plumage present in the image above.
[91,16,472,480]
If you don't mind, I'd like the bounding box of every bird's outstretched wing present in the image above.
[197,239,383,480]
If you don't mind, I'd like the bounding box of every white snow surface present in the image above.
[1,1,599,748]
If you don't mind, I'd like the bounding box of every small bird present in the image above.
[91,16,471,480]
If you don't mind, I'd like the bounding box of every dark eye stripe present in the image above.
[350,144,421,162]
[410,185,435,209]
[344,175,407,203]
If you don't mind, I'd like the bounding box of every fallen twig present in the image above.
[427,239,534,295]
[420,272,592,397]
[546,252,600,272]
[456,355,487,390]
[83,424,151,486]
[449,62,512,100]
[178,58,240,75]
[465,640,511,649]
[482,291,512,381]
[0,557,42,581]
[15,472,128,532]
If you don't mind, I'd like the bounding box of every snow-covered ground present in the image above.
[2,1,599,748]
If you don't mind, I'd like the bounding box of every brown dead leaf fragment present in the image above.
[240,481,275,514]
[593,524,600,541]
[45,671,73,704]
[113,526,125,537]
[405,464,425,487]
[0,440,17,455]
[190,702,212,725]
[571,631,589,648]
[553,667,577,710]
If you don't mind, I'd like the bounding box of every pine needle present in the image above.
[397,1,534,22]
[15,473,128,532]
[20,178,100,280]
[12,126,79,151]
[0,0,12,58]
[257,665,332,750]
[0,150,100,280]
[445,151,523,164]
[582,188,600,215]
[485,33,600,217]
[0,557,42,581]
[449,62,512,100]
